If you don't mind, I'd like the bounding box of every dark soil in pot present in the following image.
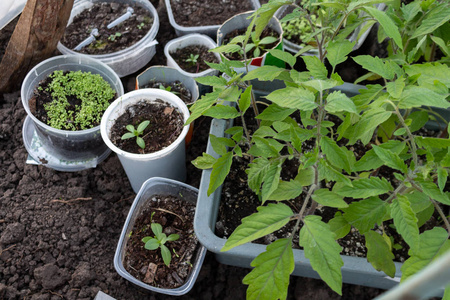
[123,193,198,288]
[170,45,220,73]
[142,80,192,104]
[169,0,253,27]
[61,2,153,54]
[109,99,184,154]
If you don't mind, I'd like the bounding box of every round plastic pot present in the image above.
[20,55,124,169]
[217,11,284,73]
[164,34,220,95]
[114,177,207,296]
[164,0,260,38]
[57,0,159,77]
[100,89,190,193]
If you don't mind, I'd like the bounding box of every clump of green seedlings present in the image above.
[108,32,122,41]
[42,70,115,130]
[185,53,199,67]
[121,120,150,149]
[142,219,180,266]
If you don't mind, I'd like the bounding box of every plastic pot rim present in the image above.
[100,88,190,160]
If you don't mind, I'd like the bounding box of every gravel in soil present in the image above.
[0,2,387,298]
[169,0,254,27]
[61,2,153,54]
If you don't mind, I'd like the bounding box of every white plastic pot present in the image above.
[100,89,190,193]
[165,0,260,38]
[21,55,124,171]
[164,34,220,94]
[57,0,159,77]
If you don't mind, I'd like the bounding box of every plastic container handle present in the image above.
[73,28,99,51]
[107,7,134,29]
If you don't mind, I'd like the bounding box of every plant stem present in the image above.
[431,199,450,235]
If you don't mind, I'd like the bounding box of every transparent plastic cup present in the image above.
[57,0,159,77]
[21,55,124,169]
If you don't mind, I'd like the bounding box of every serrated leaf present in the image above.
[247,157,270,193]
[438,168,448,192]
[192,152,217,169]
[243,65,286,81]
[334,177,393,198]
[268,49,296,68]
[404,63,450,87]
[411,4,450,39]
[195,75,228,87]
[325,91,357,114]
[372,145,408,173]
[300,216,343,295]
[243,238,294,300]
[209,135,235,156]
[222,203,294,251]
[249,137,283,158]
[204,105,240,119]
[407,111,429,133]
[302,56,328,79]
[401,227,450,281]
[239,86,252,114]
[320,136,352,173]
[261,159,285,202]
[312,189,348,208]
[399,87,450,109]
[267,178,304,201]
[212,44,242,54]
[365,231,396,278]
[266,87,317,111]
[342,197,387,233]
[318,159,352,187]
[365,6,403,50]
[186,90,221,124]
[386,77,405,99]
[418,179,450,205]
[431,36,450,57]
[326,40,355,69]
[352,55,395,80]
[256,103,296,121]
[391,195,419,250]
[346,109,392,145]
[415,137,450,149]
[328,213,351,240]
[208,152,233,196]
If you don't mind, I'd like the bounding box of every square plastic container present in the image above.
[57,0,159,77]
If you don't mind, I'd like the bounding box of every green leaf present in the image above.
[386,77,405,99]
[352,55,395,80]
[325,91,357,114]
[342,197,387,234]
[328,213,351,240]
[261,159,285,203]
[365,231,396,278]
[326,40,355,69]
[256,103,296,121]
[267,178,304,201]
[186,90,221,124]
[312,189,348,209]
[415,137,450,149]
[411,4,450,39]
[192,152,217,169]
[334,177,393,199]
[247,157,270,193]
[372,145,408,173]
[212,44,242,54]
[239,86,252,114]
[300,215,343,295]
[136,137,145,149]
[320,136,353,173]
[204,105,240,119]
[249,137,283,158]
[195,75,228,87]
[302,56,328,79]
[121,132,135,140]
[137,120,150,133]
[318,159,352,187]
[267,49,296,68]
[167,234,179,242]
[222,203,294,251]
[401,227,450,281]
[391,195,419,250]
[243,65,286,81]
[243,238,294,300]
[418,179,450,205]
[404,63,450,87]
[430,36,450,57]
[438,168,448,192]
[151,223,163,240]
[346,109,392,145]
[266,87,317,111]
[208,152,233,196]
[407,111,429,133]
[144,238,160,250]
[126,124,135,132]
[399,87,450,109]
[209,135,235,156]
[365,6,403,50]
[160,244,172,266]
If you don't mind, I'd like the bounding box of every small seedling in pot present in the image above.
[185,54,199,67]
[142,223,180,266]
[158,84,179,95]
[108,32,122,41]
[121,120,150,149]
[137,22,145,30]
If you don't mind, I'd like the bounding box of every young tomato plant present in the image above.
[142,223,180,266]
[121,120,150,149]
[188,0,450,299]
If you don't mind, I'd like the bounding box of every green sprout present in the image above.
[244,32,278,58]
[158,84,179,95]
[108,32,122,41]
[121,120,150,149]
[142,223,180,266]
[185,53,199,66]
[137,22,145,30]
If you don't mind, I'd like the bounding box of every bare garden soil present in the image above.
[0,1,387,299]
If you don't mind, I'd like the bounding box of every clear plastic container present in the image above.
[57,0,159,77]
[114,177,207,296]
[165,0,260,38]
[21,55,124,170]
[100,89,190,193]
